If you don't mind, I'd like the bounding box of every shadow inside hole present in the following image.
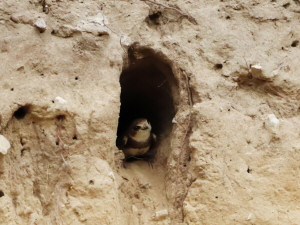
[116,56,178,151]
[147,11,162,25]
[291,40,299,47]
[0,190,4,198]
[13,105,30,119]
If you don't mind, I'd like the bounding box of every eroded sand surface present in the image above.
[0,0,300,224]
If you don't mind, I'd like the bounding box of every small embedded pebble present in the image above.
[121,35,132,47]
[251,64,274,80]
[55,96,67,105]
[108,171,115,180]
[172,118,178,124]
[247,213,253,221]
[155,209,168,220]
[34,18,47,33]
[265,114,280,131]
[50,96,68,111]
[132,205,138,213]
[0,134,11,155]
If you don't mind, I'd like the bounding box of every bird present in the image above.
[119,118,157,165]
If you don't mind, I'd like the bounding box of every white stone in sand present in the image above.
[251,64,275,80]
[0,134,11,155]
[34,18,47,32]
[155,209,168,219]
[265,114,280,131]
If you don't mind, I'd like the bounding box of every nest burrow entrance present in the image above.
[116,55,178,153]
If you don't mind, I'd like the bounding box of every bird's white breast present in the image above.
[129,130,150,142]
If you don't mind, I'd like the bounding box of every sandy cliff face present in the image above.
[0,0,299,224]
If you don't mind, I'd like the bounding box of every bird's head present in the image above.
[129,118,152,141]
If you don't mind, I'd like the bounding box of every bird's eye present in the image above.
[134,126,140,130]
